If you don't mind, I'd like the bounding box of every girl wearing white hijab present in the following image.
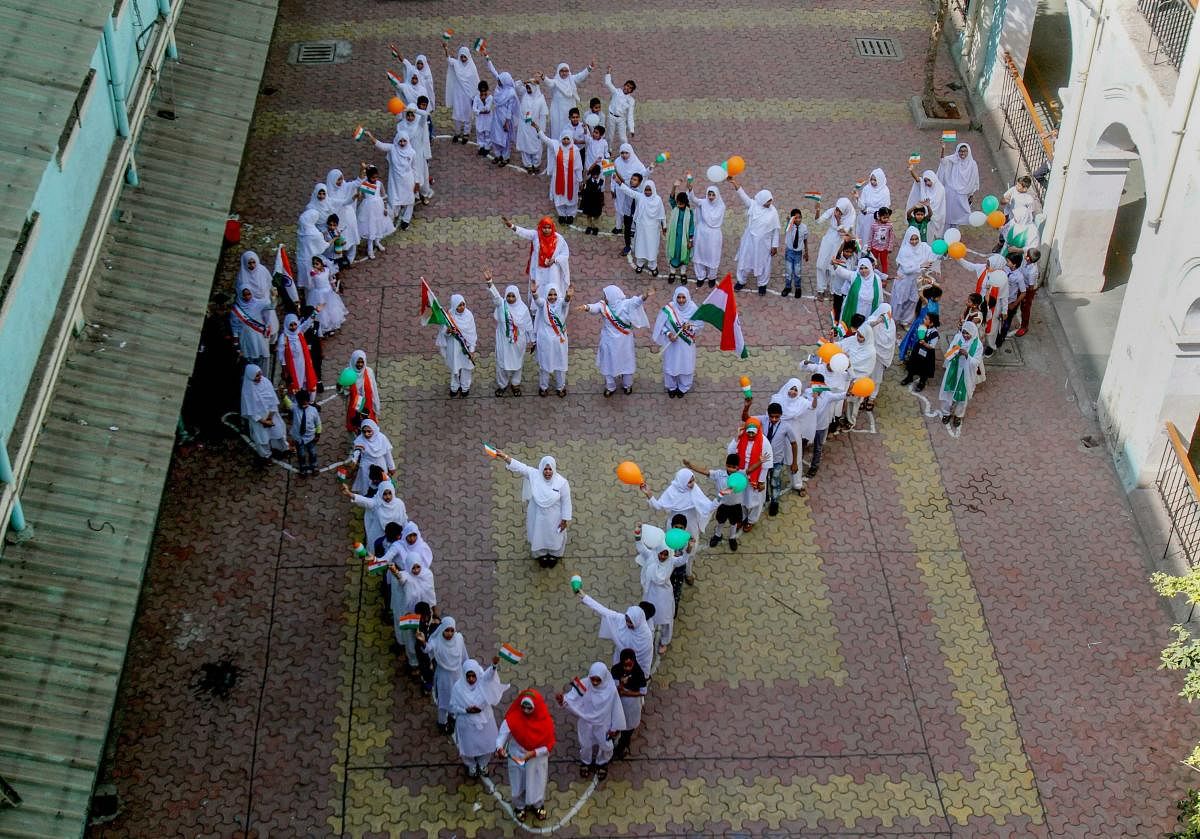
[558,661,625,780]
[492,450,572,567]
[531,280,570,396]
[540,60,593,138]
[834,257,885,323]
[485,274,534,395]
[837,314,877,428]
[305,255,347,336]
[584,284,651,396]
[346,478,407,553]
[324,170,361,263]
[937,143,979,226]
[854,168,892,243]
[652,285,701,397]
[687,182,726,287]
[611,143,645,244]
[443,44,481,142]
[633,525,687,653]
[535,128,583,222]
[815,198,857,300]
[906,168,947,241]
[422,615,469,731]
[771,377,816,467]
[577,591,655,675]
[237,250,274,301]
[240,365,288,460]
[400,53,436,109]
[640,467,718,541]
[276,312,317,397]
[867,303,897,408]
[348,419,394,494]
[893,226,934,327]
[727,179,781,293]
[395,107,434,204]
[615,176,666,274]
[387,551,436,659]
[230,280,276,372]
[435,293,478,397]
[515,78,549,173]
[449,659,509,777]
[344,349,380,432]
[305,181,336,223]
[939,320,983,428]
[483,56,518,164]
[296,209,327,295]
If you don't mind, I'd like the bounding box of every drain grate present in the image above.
[295,41,337,63]
[854,37,902,59]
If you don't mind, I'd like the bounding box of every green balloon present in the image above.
[981,195,1000,213]
[727,471,748,493]
[931,239,949,255]
[338,367,358,387]
[665,528,690,551]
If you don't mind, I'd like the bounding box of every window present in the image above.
[57,70,96,168]
[0,213,40,320]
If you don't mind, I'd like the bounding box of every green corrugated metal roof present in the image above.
[0,1,111,259]
[0,0,279,835]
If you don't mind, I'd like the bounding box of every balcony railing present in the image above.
[1138,0,1196,70]
[998,52,1057,202]
[1156,422,1200,569]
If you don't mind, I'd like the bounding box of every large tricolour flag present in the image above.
[419,277,450,327]
[689,273,748,358]
[273,245,298,304]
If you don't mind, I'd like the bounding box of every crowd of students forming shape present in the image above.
[224,37,1050,823]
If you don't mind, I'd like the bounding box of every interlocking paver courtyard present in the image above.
[90,1,1198,836]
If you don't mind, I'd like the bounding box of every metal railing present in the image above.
[998,52,1057,202]
[1137,0,1196,70]
[1156,422,1200,568]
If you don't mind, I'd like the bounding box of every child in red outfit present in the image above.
[868,207,895,275]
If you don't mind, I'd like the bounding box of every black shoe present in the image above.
[900,375,914,386]
[621,246,631,256]
[400,221,410,230]
[495,387,506,397]
[734,283,746,292]
[622,386,633,395]
[650,268,659,277]
[728,538,738,552]
[539,388,549,397]
[635,265,644,273]
[951,416,962,428]
[758,286,767,296]
[709,534,722,548]
[566,216,575,225]
[983,347,995,357]
[695,279,705,287]
[768,501,779,516]
[805,466,818,478]
[781,288,791,297]
[915,381,926,392]
[708,279,716,287]
[612,227,623,234]
[596,764,608,781]
[942,414,952,425]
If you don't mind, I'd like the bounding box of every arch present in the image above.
[1171,260,1200,336]
[1099,121,1138,153]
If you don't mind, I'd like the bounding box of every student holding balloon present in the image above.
[632,524,688,655]
[639,468,717,545]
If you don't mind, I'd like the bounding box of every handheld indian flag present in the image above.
[498,644,525,664]
[941,129,958,144]
[600,158,615,177]
[389,43,402,62]
[803,191,822,202]
[442,28,454,41]
[570,676,588,696]
[908,152,921,165]
[854,179,867,190]
[367,556,391,575]
[352,541,368,558]
[396,613,421,631]
[358,180,379,198]
[352,125,365,141]
[482,442,500,458]
[273,245,299,305]
[689,273,748,358]
[654,151,670,163]
[472,37,487,52]
[386,69,404,90]
[335,465,349,483]
[419,277,451,328]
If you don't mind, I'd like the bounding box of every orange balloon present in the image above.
[388,96,405,115]
[817,341,841,363]
[947,241,967,259]
[739,376,751,388]
[850,377,876,398]
[987,210,1006,229]
[616,461,644,486]
[725,155,746,177]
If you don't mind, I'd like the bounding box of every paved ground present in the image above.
[90,1,1197,836]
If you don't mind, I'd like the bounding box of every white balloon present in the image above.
[829,352,850,373]
[968,210,987,227]
[706,164,728,183]
[944,227,962,244]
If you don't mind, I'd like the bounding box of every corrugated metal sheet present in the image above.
[0,0,279,835]
[0,1,111,260]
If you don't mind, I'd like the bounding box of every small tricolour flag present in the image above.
[482,443,500,458]
[570,676,588,696]
[358,180,379,197]
[442,28,454,41]
[367,557,391,575]
[273,245,299,304]
[600,158,615,177]
[690,273,749,358]
[396,613,421,631]
[472,37,487,52]
[386,69,404,90]
[908,153,921,165]
[389,43,402,62]
[498,644,525,664]
[854,179,866,190]
[941,130,958,143]
[352,125,365,141]
[803,191,822,202]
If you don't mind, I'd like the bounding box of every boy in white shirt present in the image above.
[472,81,493,155]
[604,66,637,147]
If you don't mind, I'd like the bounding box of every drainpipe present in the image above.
[102,17,130,138]
[1039,0,1105,271]
[156,0,178,59]
[125,157,140,186]
[1149,21,1200,230]
[0,439,29,537]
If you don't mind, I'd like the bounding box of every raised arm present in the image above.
[579,592,620,620]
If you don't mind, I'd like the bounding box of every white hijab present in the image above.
[940,143,980,194]
[401,554,436,607]
[414,55,435,107]
[237,251,273,300]
[907,170,947,216]
[425,616,466,670]
[613,143,645,183]
[858,168,891,210]
[446,46,480,95]
[565,661,621,726]
[746,190,781,238]
[596,604,653,673]
[896,226,934,274]
[400,521,433,569]
[278,313,307,361]
[653,287,697,347]
[497,284,534,340]
[695,186,725,229]
[450,660,509,727]
[240,364,278,418]
[325,169,356,205]
[306,183,335,219]
[636,524,676,587]
[548,62,580,98]
[601,284,650,329]
[372,480,408,529]
[833,197,857,233]
[771,377,808,420]
[634,180,666,224]
[654,468,718,528]
[447,293,478,348]
[354,419,392,461]
[872,303,897,356]
[523,455,568,508]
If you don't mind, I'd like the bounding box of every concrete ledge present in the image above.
[909,95,971,130]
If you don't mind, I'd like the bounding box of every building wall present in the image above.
[0,0,164,442]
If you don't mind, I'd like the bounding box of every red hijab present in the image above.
[555,144,576,198]
[736,418,765,482]
[529,217,559,273]
[504,689,556,751]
